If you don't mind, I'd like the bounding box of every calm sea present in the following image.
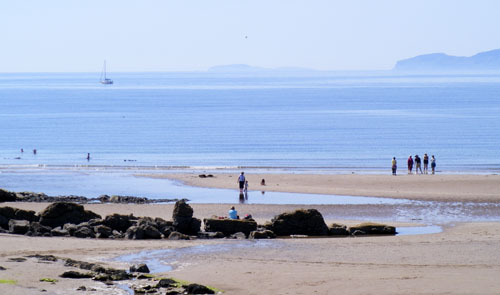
[1,72,500,173]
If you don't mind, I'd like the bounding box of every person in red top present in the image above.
[407,155,413,174]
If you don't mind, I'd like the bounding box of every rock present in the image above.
[102,214,137,232]
[125,226,144,240]
[0,266,6,270]
[203,218,257,237]
[73,227,96,239]
[63,223,78,236]
[197,231,225,239]
[143,224,162,239]
[8,257,26,262]
[60,271,93,279]
[156,278,177,288]
[136,217,162,239]
[8,219,30,235]
[167,231,190,240]
[26,254,57,262]
[249,230,276,239]
[0,189,17,202]
[51,227,70,236]
[265,209,329,236]
[64,258,97,270]
[94,225,112,238]
[39,202,101,228]
[102,268,130,280]
[348,223,397,236]
[28,222,53,237]
[0,206,38,229]
[228,232,246,239]
[328,223,349,236]
[184,283,215,294]
[76,286,86,291]
[172,200,201,235]
[130,264,150,273]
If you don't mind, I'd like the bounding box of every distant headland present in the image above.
[394,49,500,72]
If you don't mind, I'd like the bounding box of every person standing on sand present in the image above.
[423,154,429,174]
[391,157,397,175]
[244,180,248,192]
[415,155,423,174]
[407,155,413,174]
[431,155,436,174]
[238,172,246,192]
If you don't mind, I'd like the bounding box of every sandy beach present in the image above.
[1,173,500,294]
[145,173,500,203]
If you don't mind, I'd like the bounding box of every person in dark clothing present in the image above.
[423,154,429,174]
[414,155,423,174]
[407,155,413,174]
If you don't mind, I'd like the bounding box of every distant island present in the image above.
[394,49,500,72]
[208,64,318,74]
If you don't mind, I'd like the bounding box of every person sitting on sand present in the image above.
[261,178,266,186]
[228,206,239,219]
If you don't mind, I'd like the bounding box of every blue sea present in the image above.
[1,72,499,172]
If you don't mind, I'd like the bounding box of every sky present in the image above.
[1,0,500,72]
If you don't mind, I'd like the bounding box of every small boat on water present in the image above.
[100,60,113,84]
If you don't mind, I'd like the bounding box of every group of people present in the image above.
[391,154,436,175]
[237,172,266,192]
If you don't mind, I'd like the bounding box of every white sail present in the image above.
[100,60,113,84]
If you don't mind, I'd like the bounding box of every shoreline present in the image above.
[142,173,500,203]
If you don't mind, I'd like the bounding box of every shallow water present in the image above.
[115,226,442,274]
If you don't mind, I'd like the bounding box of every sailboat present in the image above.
[100,60,113,84]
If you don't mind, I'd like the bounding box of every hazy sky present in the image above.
[1,1,500,72]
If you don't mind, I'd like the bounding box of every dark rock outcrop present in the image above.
[167,231,190,240]
[328,223,349,236]
[102,214,137,232]
[8,219,30,235]
[203,218,257,237]
[0,189,17,202]
[27,222,53,237]
[74,226,96,238]
[39,202,101,228]
[348,223,397,236]
[0,206,38,229]
[60,271,93,279]
[130,264,150,273]
[185,283,215,294]
[265,209,329,236]
[172,200,201,235]
[249,230,276,239]
[94,225,112,238]
[125,226,144,240]
[197,231,225,239]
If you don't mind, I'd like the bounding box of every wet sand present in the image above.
[0,201,499,294]
[144,173,500,203]
[2,172,500,294]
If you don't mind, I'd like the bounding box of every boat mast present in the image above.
[103,60,107,80]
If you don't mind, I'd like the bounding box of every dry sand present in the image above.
[1,173,500,294]
[145,173,500,203]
